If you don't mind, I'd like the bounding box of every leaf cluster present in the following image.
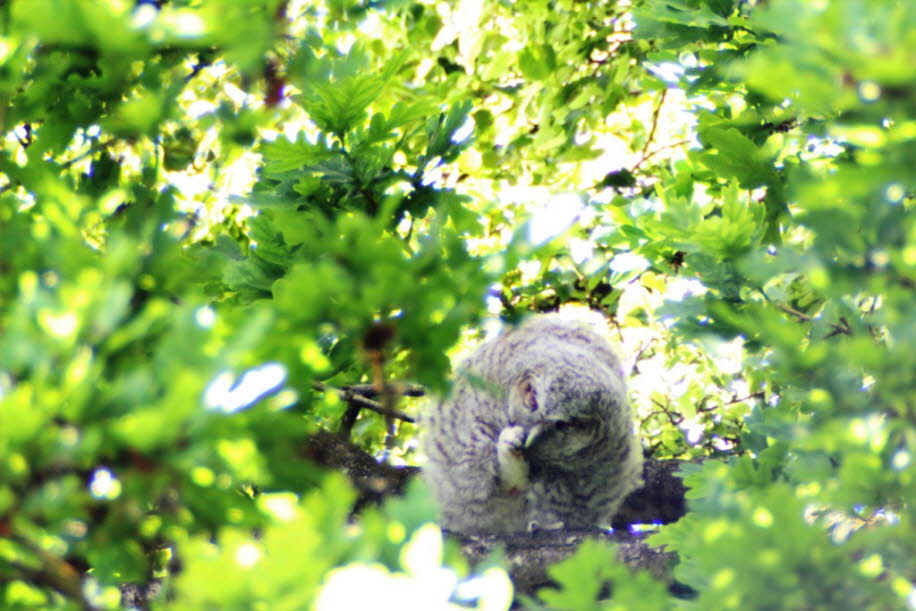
[0,0,914,608]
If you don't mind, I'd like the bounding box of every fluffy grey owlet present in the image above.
[421,314,643,534]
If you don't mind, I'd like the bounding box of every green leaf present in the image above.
[697,126,772,187]
[518,45,552,82]
[261,137,324,174]
[537,539,669,610]
[300,75,385,138]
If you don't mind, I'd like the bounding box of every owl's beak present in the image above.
[524,423,544,448]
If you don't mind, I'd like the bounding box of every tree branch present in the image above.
[313,382,417,424]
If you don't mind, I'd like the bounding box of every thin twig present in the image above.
[342,383,426,398]
[60,138,116,169]
[772,301,813,322]
[630,89,668,173]
[314,382,417,424]
[725,391,766,405]
[696,391,766,413]
[644,398,684,426]
[629,337,658,376]
[633,139,690,170]
[343,391,416,424]
[824,316,852,339]
[758,288,814,322]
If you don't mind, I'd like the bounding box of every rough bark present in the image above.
[455,529,677,599]
[301,429,420,513]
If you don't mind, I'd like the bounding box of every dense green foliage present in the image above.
[0,0,913,608]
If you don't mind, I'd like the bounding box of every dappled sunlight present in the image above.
[89,468,122,501]
[1,0,912,608]
[234,542,262,569]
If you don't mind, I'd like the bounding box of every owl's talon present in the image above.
[526,519,565,532]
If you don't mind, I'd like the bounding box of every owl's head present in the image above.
[506,369,620,471]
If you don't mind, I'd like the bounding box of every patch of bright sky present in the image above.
[451,116,476,146]
[526,192,585,244]
[608,251,649,277]
[646,62,686,85]
[204,362,288,413]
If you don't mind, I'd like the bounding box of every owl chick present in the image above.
[421,314,643,534]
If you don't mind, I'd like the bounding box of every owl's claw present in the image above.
[524,422,544,448]
[526,519,565,532]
